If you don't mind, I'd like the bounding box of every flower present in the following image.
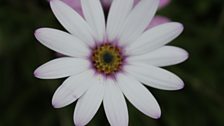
[34,0,188,125]
[62,0,171,28]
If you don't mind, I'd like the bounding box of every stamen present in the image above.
[91,43,123,76]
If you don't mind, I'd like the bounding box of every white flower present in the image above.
[34,0,189,126]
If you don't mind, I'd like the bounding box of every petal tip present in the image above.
[183,50,189,61]
[154,113,161,119]
[74,121,83,126]
[151,108,162,119]
[177,48,189,64]
[52,98,61,109]
[51,92,64,108]
[170,22,184,37]
[74,117,86,126]
[52,103,59,109]
[34,29,40,38]
[179,81,185,90]
[170,22,184,33]
[176,79,185,90]
[34,28,45,40]
[33,67,46,79]
[170,74,185,90]
[178,23,184,32]
[33,69,41,78]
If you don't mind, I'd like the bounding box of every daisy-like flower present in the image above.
[34,0,188,125]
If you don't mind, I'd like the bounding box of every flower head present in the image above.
[34,0,188,125]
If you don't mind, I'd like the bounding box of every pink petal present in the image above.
[147,16,170,29]
[134,0,140,5]
[61,0,83,16]
[134,0,170,8]
[60,0,171,17]
[61,0,113,16]
[101,0,112,9]
[61,0,80,9]
[159,0,171,8]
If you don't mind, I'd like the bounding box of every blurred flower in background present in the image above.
[62,0,171,28]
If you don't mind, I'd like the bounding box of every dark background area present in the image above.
[0,0,224,126]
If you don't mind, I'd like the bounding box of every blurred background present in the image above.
[0,0,224,126]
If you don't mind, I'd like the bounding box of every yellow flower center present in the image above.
[91,43,123,75]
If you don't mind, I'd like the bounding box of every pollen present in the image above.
[91,43,123,76]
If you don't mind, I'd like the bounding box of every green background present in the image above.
[0,0,224,126]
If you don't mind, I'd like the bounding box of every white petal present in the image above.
[81,0,106,42]
[126,22,184,56]
[127,46,189,67]
[106,0,134,42]
[118,0,159,46]
[125,63,184,90]
[117,73,161,119]
[103,79,128,126]
[34,57,90,79]
[52,70,94,108]
[35,28,89,57]
[50,0,95,46]
[74,75,104,126]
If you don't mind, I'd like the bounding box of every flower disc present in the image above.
[91,43,123,76]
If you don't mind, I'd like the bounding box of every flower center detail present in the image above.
[91,43,123,75]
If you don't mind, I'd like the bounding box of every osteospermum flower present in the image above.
[34,0,188,125]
